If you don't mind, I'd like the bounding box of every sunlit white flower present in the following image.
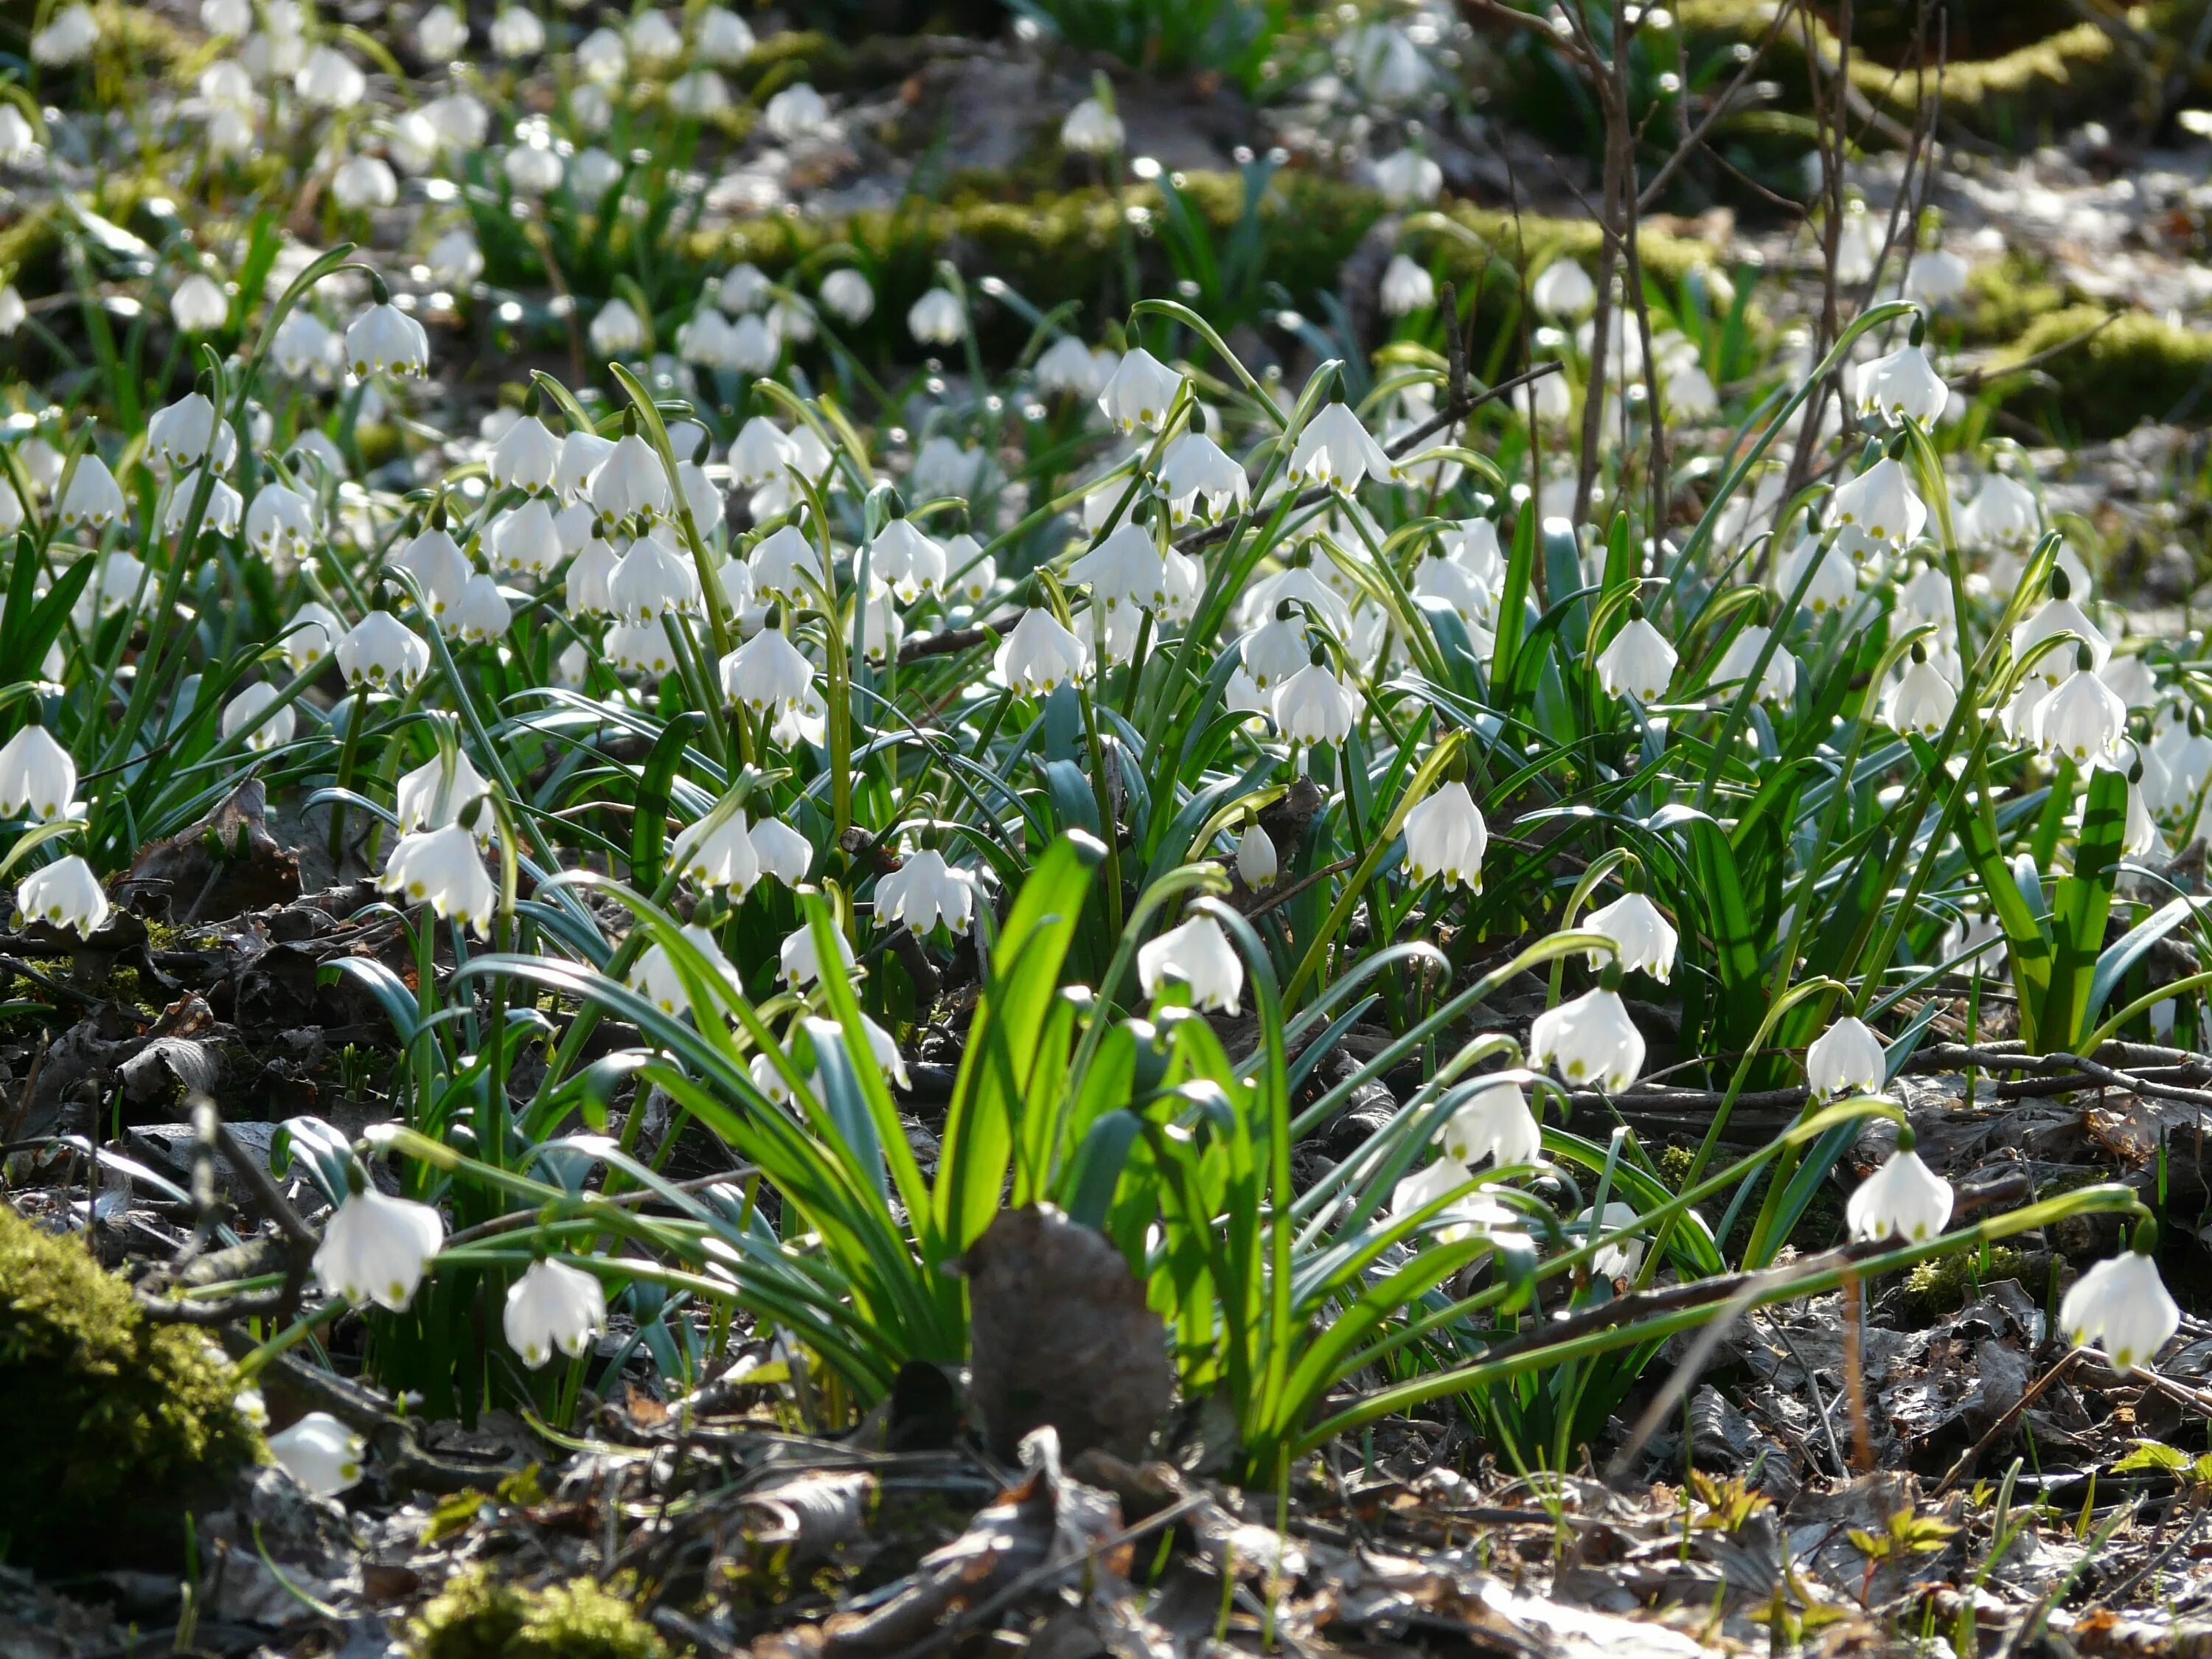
[609,535,698,624]
[0,105,38,165]
[245,483,316,560]
[1097,347,1183,434]
[295,44,366,108]
[2061,1237,2180,1371]
[1775,525,1857,614]
[1582,891,1677,982]
[1138,914,1243,1013]
[1072,522,1166,615]
[269,1413,366,1497]
[1806,1015,1884,1099]
[57,455,125,530]
[2101,653,2158,710]
[1413,552,1489,625]
[504,1256,605,1368]
[452,574,512,643]
[1380,254,1436,316]
[1854,342,1947,427]
[2012,568,2109,686]
[1958,472,2039,552]
[281,602,341,673]
[1531,259,1597,319]
[333,153,398,211]
[1035,335,1105,396]
[347,295,430,378]
[1846,1127,1952,1242]
[16,855,108,938]
[221,681,294,751]
[1904,248,1970,307]
[746,816,811,887]
[171,273,230,334]
[779,920,855,990]
[392,521,470,619]
[0,726,79,821]
[1404,778,1486,890]
[593,431,672,526]
[1577,1200,1647,1280]
[1530,981,1644,1091]
[1392,1159,1520,1245]
[397,750,491,840]
[673,808,762,895]
[1372,148,1441,206]
[1596,609,1677,701]
[147,392,228,473]
[2037,652,2128,765]
[316,1184,444,1311]
[995,608,1088,696]
[720,625,814,714]
[698,4,756,63]
[1442,1077,1542,1169]
[164,468,243,539]
[630,922,742,1015]
[589,298,646,358]
[1289,403,1395,490]
[490,6,545,55]
[32,4,100,66]
[379,822,499,935]
[877,846,975,936]
[1156,431,1249,524]
[1885,645,1957,737]
[908,288,965,346]
[870,515,946,601]
[1060,95,1124,154]
[1828,457,1925,560]
[1273,653,1357,744]
[1235,818,1277,888]
[764,82,830,142]
[819,268,874,324]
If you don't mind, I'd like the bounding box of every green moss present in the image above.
[1959,253,2069,347]
[408,1568,668,1659]
[1993,305,2212,437]
[0,1203,263,1574]
[1901,1245,2037,1318]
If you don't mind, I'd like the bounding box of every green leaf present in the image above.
[2042,765,2129,1051]
[629,712,700,882]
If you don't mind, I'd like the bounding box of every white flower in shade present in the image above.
[877,846,975,936]
[332,153,398,211]
[576,24,627,79]
[554,431,614,502]
[1531,259,1597,319]
[1596,609,1677,701]
[593,432,672,526]
[1138,914,1243,1013]
[1711,625,1796,703]
[1290,403,1395,490]
[1582,892,1677,982]
[1827,457,1925,560]
[147,392,230,473]
[498,136,562,198]
[379,823,499,936]
[1072,522,1166,615]
[1156,431,1249,524]
[1845,1127,1953,1242]
[995,608,1088,696]
[397,751,490,838]
[1380,255,1436,316]
[31,4,100,64]
[630,922,742,1015]
[2011,569,2109,686]
[1404,779,1486,890]
[1035,335,1105,397]
[172,274,230,333]
[1775,526,1857,614]
[346,296,430,378]
[730,417,795,486]
[164,469,243,539]
[17,856,108,938]
[1413,552,1489,625]
[246,483,316,559]
[608,624,677,676]
[316,1184,444,1310]
[337,612,431,689]
[1060,95,1124,153]
[1854,342,1947,427]
[698,5,756,63]
[950,538,997,605]
[1373,148,1441,206]
[273,311,340,380]
[673,809,761,895]
[452,574,512,643]
[221,681,294,751]
[1273,654,1358,744]
[779,921,855,990]
[1530,981,1645,1091]
[2037,654,2128,765]
[1097,347,1184,434]
[1442,1077,1542,1170]
[268,1413,366,1497]
[1391,1159,1519,1245]
[1885,646,1956,737]
[1958,472,2040,552]
[1242,605,1312,691]
[58,455,125,530]
[1576,1201,1647,1280]
[2061,1237,2180,1371]
[819,268,874,324]
[751,816,813,886]
[1236,818,1278,889]
[504,1257,606,1368]
[720,627,813,714]
[0,726,78,821]
[1897,563,1952,625]
[0,104,38,162]
[869,516,946,601]
[589,298,646,359]
[564,538,619,618]
[490,411,563,493]
[908,288,966,346]
[282,602,341,672]
[1806,1015,1884,1099]
[763,82,830,141]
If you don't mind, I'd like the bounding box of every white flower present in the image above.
[1413,553,1489,625]
[490,6,545,55]
[672,809,761,895]
[392,522,470,619]
[819,268,874,324]
[1577,1200,1647,1280]
[488,411,562,496]
[504,1257,606,1368]
[1392,1159,1519,1245]
[379,823,499,935]
[870,515,946,601]
[1775,525,1858,614]
[720,627,814,714]
[1236,819,1278,889]
[1404,779,1486,890]
[282,602,341,672]
[1958,473,2039,552]
[995,608,1088,696]
[2012,571,2109,686]
[1097,347,1183,434]
[779,921,855,990]
[1272,655,1357,744]
[417,5,467,58]
[1071,522,1166,615]
[2101,653,2159,710]
[397,751,491,838]
[1845,1130,1952,1242]
[1138,914,1243,1013]
[172,274,230,333]
[32,4,100,63]
[629,922,742,1017]
[1806,1015,1884,1099]
[2037,655,2128,765]
[1827,457,1924,560]
[609,535,698,623]
[2060,1242,2180,1371]
[1885,647,1957,737]
[1711,625,1795,703]
[221,681,294,751]
[908,288,965,346]
[751,817,813,886]
[1442,1077,1542,1169]
[1530,984,1644,1091]
[1904,248,1970,307]
[1373,148,1441,206]
[1596,611,1677,701]
[346,297,430,378]
[593,431,672,526]
[273,311,339,380]
[245,483,316,559]
[164,469,243,540]
[452,574,512,643]
[1289,403,1394,490]
[1156,431,1248,524]
[763,82,830,142]
[1582,892,1677,981]
[0,286,25,337]
[590,298,646,359]
[147,392,230,473]
[1531,259,1597,319]
[268,1413,366,1497]
[1060,96,1124,153]
[627,8,683,65]
[0,105,38,164]
[502,137,566,198]
[698,5,756,63]
[877,846,975,936]
[1854,342,1947,426]
[749,523,825,600]
[1379,254,1436,316]
[58,455,125,530]
[0,726,78,821]
[1035,335,1106,396]
[16,855,108,938]
[333,153,398,211]
[295,44,366,108]
[313,1186,442,1330]
[487,500,560,575]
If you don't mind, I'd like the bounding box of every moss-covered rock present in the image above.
[0,1203,263,1575]
[1993,304,2212,437]
[408,1568,668,1659]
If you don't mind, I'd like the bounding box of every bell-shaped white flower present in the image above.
[281,602,340,673]
[751,816,813,886]
[268,1412,366,1497]
[504,1257,607,1368]
[379,822,498,936]
[1958,472,2041,552]
[31,3,100,65]
[1582,891,1677,982]
[1392,1159,1520,1245]
[1138,914,1244,1013]
[870,515,946,601]
[877,846,975,936]
[1885,644,1957,737]
[1035,335,1106,397]
[332,153,398,212]
[221,681,294,751]
[1060,95,1124,154]
[720,625,814,714]
[1404,777,1486,890]
[1289,403,1394,490]
[1854,341,1947,427]
[1072,522,1166,615]
[1236,818,1278,889]
[316,1181,444,1311]
[1242,604,1312,692]
[164,469,243,540]
[397,751,491,839]
[1531,258,1597,319]
[908,288,966,346]
[489,499,562,575]
[451,574,511,643]
[609,534,698,623]
[1441,1077,1542,1170]
[1775,524,1857,614]
[588,297,646,358]
[295,44,366,108]
[1273,651,1358,744]
[1577,1200,1648,1280]
[147,392,230,473]
[1413,553,1489,625]
[1905,248,1970,307]
[1097,347,1184,434]
[0,726,78,821]
[245,483,316,559]
[491,5,545,55]
[1827,457,1925,560]
[490,409,563,493]
[57,454,125,530]
[1711,625,1795,703]
[1156,431,1249,525]
[392,521,470,619]
[764,80,830,141]
[730,417,796,486]
[2012,568,2110,687]
[345,293,429,378]
[630,922,742,1015]
[593,431,672,526]
[1596,607,1677,701]
[2060,1232,2180,1372]
[2037,648,2127,765]
[995,608,1088,697]
[748,521,827,602]
[672,809,761,895]
[1530,975,1644,1091]
[779,920,855,990]
[820,268,874,324]
[16,855,108,938]
[1845,1125,1953,1242]
[1806,1015,1885,1099]
[1380,254,1436,316]
[1372,147,1441,206]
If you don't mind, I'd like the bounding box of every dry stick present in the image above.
[1841,1267,1874,1474]
[1637,0,1806,211]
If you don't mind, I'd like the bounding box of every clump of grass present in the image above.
[408,1568,668,1659]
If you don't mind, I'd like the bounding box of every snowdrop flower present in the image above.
[1273,650,1357,744]
[1846,1125,1953,1242]
[272,310,339,380]
[593,431,672,526]
[504,1258,606,1368]
[57,456,125,531]
[281,602,341,673]
[1392,1160,1520,1245]
[427,227,484,288]
[1289,403,1395,490]
[452,575,512,643]
[1060,96,1124,154]
[268,1413,366,1497]
[1072,522,1166,615]
[1157,431,1248,524]
[1582,891,1677,982]
[729,417,795,486]
[1242,604,1313,691]
[575,25,627,79]
[1404,777,1486,890]
[607,623,678,676]
[779,922,855,990]
[1097,347,1184,434]
[950,538,997,605]
[221,681,294,751]
[877,845,975,936]
[908,288,965,346]
[1958,472,2039,553]
[347,285,431,378]
[610,535,699,623]
[870,514,946,601]
[589,298,646,359]
[397,751,491,838]
[0,726,79,821]
[1854,341,1947,427]
[1531,259,1597,319]
[1380,255,1436,316]
[245,483,316,560]
[16,856,108,938]
[1372,148,1441,206]
[1530,972,1645,1091]
[0,105,38,165]
[333,153,398,211]
[504,138,563,196]
[1596,605,1677,701]
[751,816,813,886]
[1035,335,1106,397]
[1886,644,1957,737]
[32,4,100,66]
[2037,649,2128,765]
[2012,566,2109,686]
[2061,1227,2180,1372]
[314,1183,445,1310]
[1236,817,1278,889]
[1577,1201,1647,1280]
[172,274,229,334]
[995,608,1088,696]
[1775,524,1857,613]
[1138,914,1243,1013]
[1711,625,1796,703]
[164,469,243,539]
[295,44,366,108]
[417,5,467,58]
[698,5,756,63]
[720,625,814,714]
[146,390,229,473]
[392,520,470,619]
[379,822,499,935]
[1827,457,1924,560]
[627,8,684,66]
[1806,1015,1884,1099]
[1442,1077,1542,1170]
[819,268,874,324]
[1413,553,1489,625]
[563,537,620,618]
[763,83,830,142]
[673,809,762,895]
[630,922,742,1015]
[1904,248,1970,307]
[490,6,545,55]
[2101,652,2158,710]
[748,523,824,601]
